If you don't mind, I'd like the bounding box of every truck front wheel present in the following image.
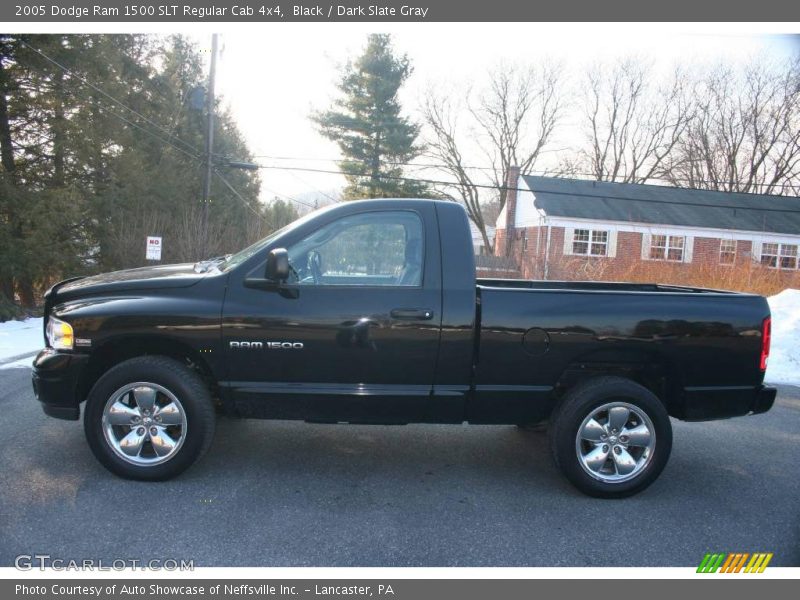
[549,376,672,498]
[83,356,215,480]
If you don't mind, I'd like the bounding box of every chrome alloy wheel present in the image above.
[575,401,656,483]
[101,382,188,466]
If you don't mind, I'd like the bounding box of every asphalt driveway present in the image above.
[0,366,798,567]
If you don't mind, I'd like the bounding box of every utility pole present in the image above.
[201,33,218,258]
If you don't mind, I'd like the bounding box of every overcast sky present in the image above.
[189,25,799,208]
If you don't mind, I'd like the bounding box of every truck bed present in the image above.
[469,279,769,424]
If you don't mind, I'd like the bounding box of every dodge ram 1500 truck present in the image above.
[32,199,776,497]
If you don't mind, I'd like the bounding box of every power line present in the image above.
[50,74,202,163]
[286,171,339,205]
[104,105,200,162]
[252,153,499,173]
[213,169,268,223]
[23,41,267,221]
[260,184,318,209]
[21,63,800,215]
[17,39,799,205]
[251,154,800,193]
[259,159,338,205]
[19,39,203,159]
[254,164,800,214]
[36,56,266,226]
[19,38,271,238]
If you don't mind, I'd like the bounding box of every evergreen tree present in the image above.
[262,197,299,232]
[0,34,265,310]
[312,34,427,200]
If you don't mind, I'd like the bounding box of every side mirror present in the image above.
[266,248,290,281]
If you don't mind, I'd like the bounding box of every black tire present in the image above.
[83,356,215,481]
[549,376,672,498]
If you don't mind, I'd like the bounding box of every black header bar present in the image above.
[3,0,800,23]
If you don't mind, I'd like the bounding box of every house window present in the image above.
[650,234,685,262]
[781,245,798,269]
[572,229,608,256]
[761,243,798,270]
[761,243,778,267]
[719,239,736,265]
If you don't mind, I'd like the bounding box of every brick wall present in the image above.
[494,224,800,292]
[736,240,754,266]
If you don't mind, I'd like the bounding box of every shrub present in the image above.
[0,295,27,322]
[545,256,799,296]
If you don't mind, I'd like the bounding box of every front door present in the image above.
[221,206,443,423]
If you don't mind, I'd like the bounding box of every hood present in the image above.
[52,263,208,301]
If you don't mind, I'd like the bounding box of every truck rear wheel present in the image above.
[549,376,672,498]
[83,356,215,480]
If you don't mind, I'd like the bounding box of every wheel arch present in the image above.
[76,335,218,407]
[553,347,682,417]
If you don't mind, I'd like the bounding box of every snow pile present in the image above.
[766,289,800,386]
[0,317,43,368]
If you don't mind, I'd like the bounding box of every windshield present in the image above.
[218,207,326,272]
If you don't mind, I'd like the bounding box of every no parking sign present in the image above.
[146,236,162,261]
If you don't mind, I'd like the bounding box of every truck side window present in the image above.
[286,211,424,287]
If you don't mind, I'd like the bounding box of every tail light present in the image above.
[760,317,771,372]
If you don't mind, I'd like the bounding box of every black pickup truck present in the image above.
[32,199,776,497]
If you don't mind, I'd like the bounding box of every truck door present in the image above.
[221,205,443,423]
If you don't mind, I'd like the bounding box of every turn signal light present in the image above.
[46,317,74,350]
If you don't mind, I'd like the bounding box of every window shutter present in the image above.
[684,236,694,263]
[562,228,574,256]
[607,230,618,258]
[641,233,651,260]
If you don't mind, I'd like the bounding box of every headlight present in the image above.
[46,317,74,350]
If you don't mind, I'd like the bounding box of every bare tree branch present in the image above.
[667,57,800,194]
[579,58,694,184]
[422,62,564,252]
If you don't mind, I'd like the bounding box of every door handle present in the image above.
[390,308,434,320]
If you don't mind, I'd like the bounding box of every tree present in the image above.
[665,58,800,195]
[0,36,20,303]
[577,59,693,183]
[262,197,299,232]
[0,34,106,306]
[0,34,265,310]
[423,62,563,253]
[312,34,427,200]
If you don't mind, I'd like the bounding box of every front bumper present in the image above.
[31,348,89,421]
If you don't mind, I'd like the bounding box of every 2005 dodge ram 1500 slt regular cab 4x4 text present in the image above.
[32,199,776,497]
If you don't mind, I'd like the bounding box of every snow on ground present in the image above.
[765,288,800,386]
[0,317,43,368]
[0,355,36,369]
[0,290,798,382]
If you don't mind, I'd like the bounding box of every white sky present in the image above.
[186,25,799,206]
